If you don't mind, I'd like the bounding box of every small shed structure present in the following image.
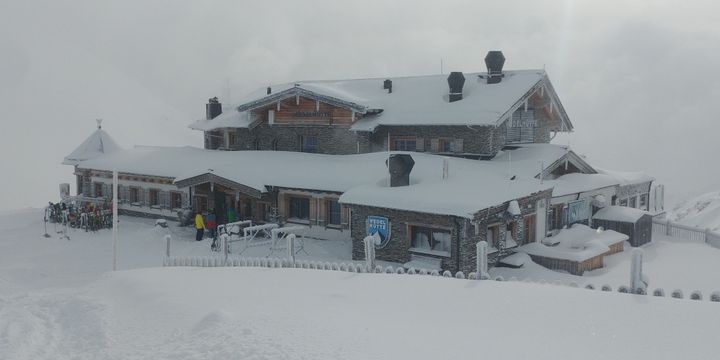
[592,206,652,247]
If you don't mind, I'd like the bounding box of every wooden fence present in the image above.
[652,218,720,248]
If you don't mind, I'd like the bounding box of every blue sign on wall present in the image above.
[367,216,391,248]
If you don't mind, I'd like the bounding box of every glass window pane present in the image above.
[432,231,451,252]
[412,230,430,249]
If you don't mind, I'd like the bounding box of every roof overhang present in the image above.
[174,173,263,199]
[236,86,369,114]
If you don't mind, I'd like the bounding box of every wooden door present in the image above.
[524,214,536,244]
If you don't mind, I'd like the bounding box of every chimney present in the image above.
[206,97,222,120]
[447,72,465,102]
[484,51,506,84]
[386,154,415,187]
[383,79,392,93]
[267,86,272,95]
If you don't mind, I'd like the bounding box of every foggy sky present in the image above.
[1,0,719,211]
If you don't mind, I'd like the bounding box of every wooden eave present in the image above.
[538,150,597,179]
[236,87,368,114]
[174,173,263,199]
[495,75,573,132]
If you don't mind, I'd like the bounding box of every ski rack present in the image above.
[236,223,279,255]
[268,226,308,257]
[218,220,253,242]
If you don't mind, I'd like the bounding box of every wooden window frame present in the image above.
[301,136,318,153]
[408,224,452,257]
[288,196,310,221]
[391,136,417,151]
[170,192,183,209]
[326,199,341,226]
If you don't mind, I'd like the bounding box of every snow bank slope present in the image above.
[670,191,720,231]
[3,267,719,360]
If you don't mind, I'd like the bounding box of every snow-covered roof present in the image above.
[189,109,255,131]
[489,144,618,197]
[77,146,552,218]
[519,224,628,262]
[595,168,654,186]
[62,128,122,166]
[593,206,649,223]
[189,70,572,132]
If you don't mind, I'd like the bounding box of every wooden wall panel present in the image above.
[254,97,354,126]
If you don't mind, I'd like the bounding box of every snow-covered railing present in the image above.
[652,218,720,248]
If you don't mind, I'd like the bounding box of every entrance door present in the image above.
[535,200,547,242]
[214,191,227,224]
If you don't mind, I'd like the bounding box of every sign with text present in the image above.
[367,216,391,248]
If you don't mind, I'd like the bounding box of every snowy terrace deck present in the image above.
[517,224,627,275]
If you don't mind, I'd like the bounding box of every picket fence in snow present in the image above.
[161,254,720,304]
[652,218,720,248]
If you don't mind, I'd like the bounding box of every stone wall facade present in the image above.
[349,188,552,274]
[231,123,369,155]
[369,125,504,156]
[349,204,466,272]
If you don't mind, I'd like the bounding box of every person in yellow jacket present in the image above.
[194,211,205,241]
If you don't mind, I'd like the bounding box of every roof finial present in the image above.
[96,118,103,129]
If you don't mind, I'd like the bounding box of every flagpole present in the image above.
[112,170,118,271]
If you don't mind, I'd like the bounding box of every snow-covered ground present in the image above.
[2,209,720,359]
[669,190,720,231]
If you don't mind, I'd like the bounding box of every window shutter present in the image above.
[430,139,439,152]
[453,138,464,153]
[309,198,317,225]
[416,137,424,151]
[341,205,349,228]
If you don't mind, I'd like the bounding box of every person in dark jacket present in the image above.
[207,211,217,239]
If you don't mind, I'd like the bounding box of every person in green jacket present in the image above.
[227,206,236,224]
[194,211,205,241]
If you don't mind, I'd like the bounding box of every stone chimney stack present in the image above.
[386,154,415,187]
[447,72,465,102]
[206,97,222,120]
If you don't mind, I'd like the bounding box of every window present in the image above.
[391,136,417,151]
[228,132,237,147]
[326,199,341,226]
[487,225,501,248]
[149,189,160,206]
[410,226,451,256]
[94,183,103,198]
[629,196,637,209]
[301,136,318,153]
[129,187,140,203]
[619,198,628,207]
[639,193,648,210]
[438,138,453,152]
[289,197,310,220]
[171,192,182,209]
